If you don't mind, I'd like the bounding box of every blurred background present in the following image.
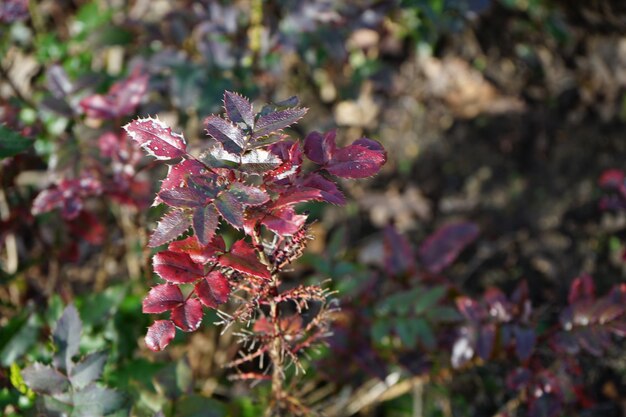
[2,0,626,416]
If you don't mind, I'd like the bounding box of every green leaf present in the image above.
[395,319,418,348]
[70,351,107,389]
[371,318,392,344]
[414,286,447,315]
[72,385,126,417]
[53,305,82,373]
[174,395,226,417]
[0,125,32,159]
[0,312,41,367]
[22,363,69,395]
[425,306,462,323]
[413,318,436,350]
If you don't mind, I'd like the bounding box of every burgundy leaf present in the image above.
[149,210,192,247]
[195,271,230,308]
[267,140,303,178]
[80,71,148,119]
[171,298,203,332]
[214,191,244,229]
[476,323,495,360]
[224,91,254,126]
[143,284,184,313]
[204,115,246,154]
[418,222,480,274]
[169,235,225,264]
[568,274,595,305]
[227,182,269,206]
[67,211,105,245]
[353,137,386,152]
[192,204,220,246]
[253,107,307,139]
[513,325,536,361]
[506,368,532,390]
[124,117,187,160]
[383,225,415,276]
[219,239,271,280]
[145,320,176,351]
[326,143,387,179]
[158,187,204,208]
[243,207,307,236]
[239,149,282,173]
[300,174,345,205]
[304,130,336,165]
[153,251,204,283]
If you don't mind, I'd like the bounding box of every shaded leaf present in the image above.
[125,117,187,160]
[143,284,184,314]
[204,115,246,153]
[514,326,536,361]
[383,225,415,276]
[568,274,595,305]
[153,251,204,283]
[419,222,480,274]
[195,271,230,309]
[414,286,447,315]
[159,187,204,208]
[192,204,219,245]
[145,320,176,351]
[303,130,336,165]
[477,323,496,360]
[171,299,203,332]
[149,210,192,247]
[219,240,270,280]
[224,91,254,126]
[214,191,243,229]
[253,107,307,139]
[227,182,269,206]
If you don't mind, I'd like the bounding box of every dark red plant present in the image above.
[125,91,386,412]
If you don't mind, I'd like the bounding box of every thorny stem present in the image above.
[250,228,286,414]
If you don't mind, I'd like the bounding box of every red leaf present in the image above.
[149,210,191,247]
[171,298,203,332]
[513,325,536,361]
[273,174,345,208]
[251,207,306,235]
[253,107,307,139]
[192,204,219,245]
[145,320,176,351]
[67,211,105,245]
[80,71,148,119]
[204,115,246,154]
[219,239,270,280]
[214,191,244,229]
[304,130,336,165]
[124,117,187,160]
[224,91,254,126]
[195,271,230,308]
[160,159,207,195]
[568,274,595,305]
[143,284,184,313]
[169,235,225,264]
[304,130,386,178]
[383,225,415,276]
[326,142,387,179]
[227,182,269,206]
[418,222,479,274]
[153,251,204,283]
[158,187,204,208]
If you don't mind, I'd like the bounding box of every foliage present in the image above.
[125,91,386,413]
[18,305,127,416]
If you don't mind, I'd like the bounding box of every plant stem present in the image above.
[251,229,286,414]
